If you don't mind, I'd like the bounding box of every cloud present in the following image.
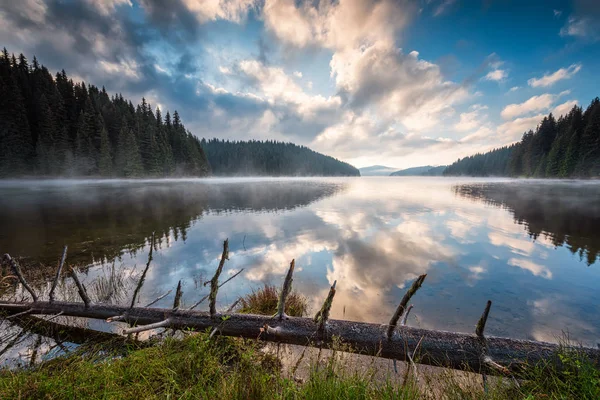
[552,100,578,116]
[454,105,488,132]
[509,86,520,92]
[293,71,302,78]
[483,69,508,82]
[433,0,456,17]
[508,258,553,279]
[501,94,558,119]
[553,9,562,18]
[497,114,545,141]
[527,64,581,88]
[560,17,598,39]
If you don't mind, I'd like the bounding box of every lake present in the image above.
[1,177,599,347]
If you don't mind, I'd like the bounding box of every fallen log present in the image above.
[1,300,598,374]
[2,242,599,377]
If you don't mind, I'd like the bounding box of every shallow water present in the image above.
[1,177,599,347]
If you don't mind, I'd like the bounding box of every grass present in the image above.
[1,331,598,399]
[235,284,309,317]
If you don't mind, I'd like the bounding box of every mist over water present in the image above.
[1,177,599,349]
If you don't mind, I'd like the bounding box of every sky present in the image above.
[1,0,599,169]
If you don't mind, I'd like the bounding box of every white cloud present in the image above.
[508,258,553,279]
[237,60,341,119]
[293,71,303,78]
[483,69,508,82]
[181,0,258,23]
[99,59,140,80]
[497,114,545,141]
[527,64,581,88]
[509,86,520,92]
[501,94,557,119]
[454,105,488,132]
[552,100,578,117]
[559,17,598,39]
[433,0,456,17]
[86,0,132,15]
[553,9,562,18]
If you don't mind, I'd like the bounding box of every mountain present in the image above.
[358,165,398,176]
[444,97,600,178]
[390,165,447,176]
[202,139,360,177]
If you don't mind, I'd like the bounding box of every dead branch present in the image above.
[209,239,228,317]
[49,246,68,303]
[70,267,91,308]
[3,254,38,302]
[275,259,295,320]
[387,274,426,339]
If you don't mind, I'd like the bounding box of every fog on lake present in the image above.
[1,177,599,350]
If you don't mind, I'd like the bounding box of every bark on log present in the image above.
[1,300,598,374]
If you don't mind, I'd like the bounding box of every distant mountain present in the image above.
[359,165,399,176]
[390,165,447,176]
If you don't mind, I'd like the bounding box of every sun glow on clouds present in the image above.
[2,0,593,168]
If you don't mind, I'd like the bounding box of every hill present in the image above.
[358,165,399,176]
[390,165,447,176]
[444,97,600,178]
[202,139,360,176]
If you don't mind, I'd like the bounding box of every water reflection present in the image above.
[454,181,600,266]
[0,179,346,265]
[2,177,600,367]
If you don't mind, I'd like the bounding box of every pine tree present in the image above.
[98,127,112,176]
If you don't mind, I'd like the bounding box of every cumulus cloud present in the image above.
[560,17,598,39]
[501,94,558,119]
[552,100,579,116]
[527,64,581,88]
[497,114,545,141]
[483,69,508,82]
[454,104,488,132]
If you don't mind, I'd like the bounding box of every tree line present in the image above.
[0,50,211,178]
[201,138,360,176]
[0,50,361,178]
[444,97,600,178]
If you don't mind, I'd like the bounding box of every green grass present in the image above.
[235,284,309,317]
[1,332,598,399]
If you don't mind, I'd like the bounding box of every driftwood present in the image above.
[1,242,600,376]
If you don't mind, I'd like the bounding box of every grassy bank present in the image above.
[1,331,599,399]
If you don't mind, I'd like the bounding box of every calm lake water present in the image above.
[1,177,599,346]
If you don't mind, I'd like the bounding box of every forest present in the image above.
[444,97,600,178]
[0,50,359,178]
[0,50,210,178]
[202,139,360,176]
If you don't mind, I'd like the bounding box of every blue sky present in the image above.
[1,0,599,168]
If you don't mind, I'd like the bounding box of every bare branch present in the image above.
[188,268,244,311]
[275,259,295,320]
[314,280,337,334]
[3,254,38,302]
[144,290,172,308]
[476,300,492,338]
[209,239,229,317]
[226,299,241,313]
[387,274,426,339]
[49,246,68,303]
[129,232,155,309]
[173,281,183,310]
[401,304,414,326]
[70,267,91,308]
[6,309,33,319]
[123,319,171,335]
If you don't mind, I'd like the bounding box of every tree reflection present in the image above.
[454,182,600,266]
